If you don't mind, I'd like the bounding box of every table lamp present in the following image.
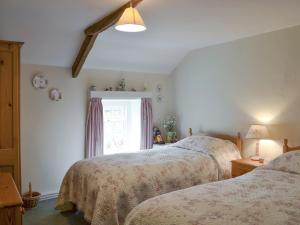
[246,124,270,161]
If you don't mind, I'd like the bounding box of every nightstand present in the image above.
[231,158,265,178]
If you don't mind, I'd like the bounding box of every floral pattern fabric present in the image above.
[56,136,240,225]
[125,168,300,225]
[262,150,300,174]
[173,135,241,179]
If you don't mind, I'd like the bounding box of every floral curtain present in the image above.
[85,98,103,158]
[141,98,153,149]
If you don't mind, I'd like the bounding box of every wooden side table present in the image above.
[0,173,23,225]
[231,158,265,178]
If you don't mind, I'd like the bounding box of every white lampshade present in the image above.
[246,125,270,140]
[115,7,146,32]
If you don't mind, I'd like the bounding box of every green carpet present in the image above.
[24,198,89,225]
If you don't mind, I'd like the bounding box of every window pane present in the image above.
[103,99,141,155]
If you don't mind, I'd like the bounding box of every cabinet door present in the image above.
[0,42,21,191]
[0,207,17,225]
[0,50,13,149]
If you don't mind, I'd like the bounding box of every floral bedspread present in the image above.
[56,136,240,225]
[173,135,241,179]
[125,169,300,225]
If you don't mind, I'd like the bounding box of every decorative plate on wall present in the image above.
[32,73,48,89]
[49,88,62,101]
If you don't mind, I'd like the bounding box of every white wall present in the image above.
[21,64,173,195]
[172,25,300,161]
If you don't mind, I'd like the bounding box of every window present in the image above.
[102,99,141,155]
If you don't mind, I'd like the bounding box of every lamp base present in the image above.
[251,155,260,161]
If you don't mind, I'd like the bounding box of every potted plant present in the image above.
[163,116,177,143]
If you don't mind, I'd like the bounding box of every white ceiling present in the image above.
[1,0,300,74]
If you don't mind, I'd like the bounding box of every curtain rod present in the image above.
[90,91,152,99]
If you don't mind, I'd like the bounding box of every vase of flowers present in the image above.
[163,116,177,143]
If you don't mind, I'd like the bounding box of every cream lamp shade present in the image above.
[115,6,146,32]
[246,125,270,161]
[246,125,270,140]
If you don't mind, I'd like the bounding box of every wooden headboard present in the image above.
[188,128,242,153]
[283,139,300,153]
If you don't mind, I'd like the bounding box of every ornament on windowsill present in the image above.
[104,87,113,91]
[143,81,148,91]
[116,78,126,91]
[90,85,96,91]
[163,116,177,143]
[153,127,165,144]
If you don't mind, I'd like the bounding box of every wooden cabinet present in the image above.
[0,40,23,225]
[231,158,265,178]
[0,173,23,225]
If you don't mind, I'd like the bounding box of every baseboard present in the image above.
[40,192,59,201]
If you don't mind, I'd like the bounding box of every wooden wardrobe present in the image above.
[0,40,23,225]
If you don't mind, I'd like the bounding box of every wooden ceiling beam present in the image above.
[72,35,98,78]
[85,0,143,36]
[72,0,143,78]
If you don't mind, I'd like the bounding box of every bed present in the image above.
[125,139,300,225]
[56,129,242,225]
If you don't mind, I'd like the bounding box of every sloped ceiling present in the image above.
[1,0,300,74]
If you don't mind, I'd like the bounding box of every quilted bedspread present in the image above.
[56,136,240,225]
[125,152,300,225]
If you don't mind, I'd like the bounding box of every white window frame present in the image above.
[102,99,141,155]
[90,91,152,155]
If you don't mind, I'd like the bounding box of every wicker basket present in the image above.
[22,182,41,209]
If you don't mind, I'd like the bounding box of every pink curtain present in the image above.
[85,98,103,158]
[141,98,153,149]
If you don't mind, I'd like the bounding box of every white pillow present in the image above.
[174,135,228,152]
[264,150,300,175]
[173,135,240,157]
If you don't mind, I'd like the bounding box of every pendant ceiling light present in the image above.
[115,1,146,32]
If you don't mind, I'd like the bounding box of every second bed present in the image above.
[125,140,300,225]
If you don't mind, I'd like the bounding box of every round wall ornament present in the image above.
[49,88,62,101]
[32,73,48,89]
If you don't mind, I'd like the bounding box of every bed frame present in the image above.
[187,129,299,154]
[188,128,242,153]
[283,139,300,153]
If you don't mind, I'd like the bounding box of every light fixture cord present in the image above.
[130,0,136,24]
